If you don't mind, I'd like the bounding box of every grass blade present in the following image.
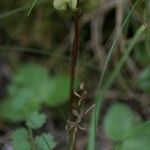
[88,24,145,150]
[87,0,144,148]
[0,0,48,20]
[28,0,38,16]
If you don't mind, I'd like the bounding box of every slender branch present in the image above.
[69,0,80,149]
[70,1,80,114]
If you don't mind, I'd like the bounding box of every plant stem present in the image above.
[28,128,35,150]
[69,128,77,150]
[69,0,80,149]
[70,1,80,110]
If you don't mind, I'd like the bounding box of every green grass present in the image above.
[114,121,150,150]
[0,0,48,19]
[28,0,38,16]
[87,0,147,149]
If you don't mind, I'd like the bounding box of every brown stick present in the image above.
[69,1,80,149]
[70,1,80,114]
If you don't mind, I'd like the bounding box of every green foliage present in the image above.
[11,128,56,150]
[0,63,70,122]
[46,74,70,106]
[0,89,40,121]
[28,0,78,15]
[11,113,56,150]
[88,25,146,150]
[138,66,150,93]
[34,133,56,150]
[104,103,150,150]
[117,122,150,150]
[11,128,31,150]
[9,63,52,100]
[103,103,139,141]
[26,111,47,129]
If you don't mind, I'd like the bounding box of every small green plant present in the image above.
[11,111,56,150]
[103,103,150,150]
[117,122,150,150]
[103,103,140,141]
[25,111,47,129]
[0,63,70,122]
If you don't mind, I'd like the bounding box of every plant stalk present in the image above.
[69,0,80,149]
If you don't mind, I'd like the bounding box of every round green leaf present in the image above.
[0,89,40,122]
[103,103,139,141]
[0,64,71,122]
[11,63,52,100]
[118,122,150,150]
[46,74,70,106]
[11,128,31,150]
[34,133,56,150]
[26,111,47,129]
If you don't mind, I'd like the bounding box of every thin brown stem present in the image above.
[70,1,80,115]
[69,0,80,149]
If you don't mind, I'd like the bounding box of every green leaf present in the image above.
[11,64,70,106]
[13,64,49,85]
[103,103,139,141]
[46,74,70,106]
[0,63,70,122]
[26,111,47,129]
[0,89,40,122]
[11,63,52,100]
[34,133,56,150]
[118,122,150,150]
[138,66,150,93]
[11,128,31,150]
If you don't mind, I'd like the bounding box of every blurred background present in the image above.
[0,0,150,150]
